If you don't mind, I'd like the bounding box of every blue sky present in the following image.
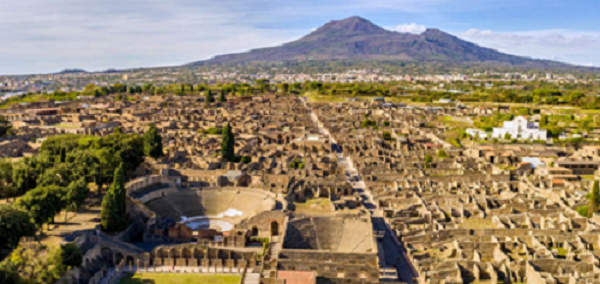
[2,0,600,75]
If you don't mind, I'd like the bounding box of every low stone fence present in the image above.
[126,175,180,195]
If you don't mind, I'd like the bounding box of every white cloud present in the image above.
[459,28,600,67]
[394,23,427,34]
[0,0,314,74]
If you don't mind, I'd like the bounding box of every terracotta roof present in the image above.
[277,271,316,284]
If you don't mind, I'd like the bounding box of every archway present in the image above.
[115,253,124,266]
[126,256,135,267]
[270,222,279,236]
[251,226,259,237]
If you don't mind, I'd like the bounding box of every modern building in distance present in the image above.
[492,116,547,140]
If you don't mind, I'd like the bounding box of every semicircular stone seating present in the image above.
[144,188,274,223]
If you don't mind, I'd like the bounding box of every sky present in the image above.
[2,0,600,75]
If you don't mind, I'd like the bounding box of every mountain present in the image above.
[188,16,571,68]
[58,68,87,74]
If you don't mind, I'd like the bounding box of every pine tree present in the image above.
[221,123,235,162]
[101,163,128,232]
[143,124,163,159]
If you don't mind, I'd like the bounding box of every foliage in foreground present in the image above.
[0,242,82,284]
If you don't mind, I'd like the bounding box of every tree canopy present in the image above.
[0,206,36,251]
[143,124,164,159]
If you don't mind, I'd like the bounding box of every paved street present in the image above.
[301,97,415,284]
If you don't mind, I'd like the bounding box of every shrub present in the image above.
[205,127,223,135]
[383,121,390,127]
[298,163,305,169]
[437,149,447,158]
[424,155,433,164]
[382,131,392,141]
[61,243,83,268]
[576,205,589,218]
[289,162,296,169]
[361,119,377,128]
[240,156,251,164]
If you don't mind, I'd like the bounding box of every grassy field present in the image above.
[118,273,241,284]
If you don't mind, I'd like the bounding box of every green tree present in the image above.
[143,124,163,159]
[60,243,82,268]
[8,244,67,284]
[64,179,89,222]
[281,83,289,94]
[218,91,227,103]
[0,160,14,201]
[437,149,447,158]
[0,206,36,250]
[0,116,13,137]
[221,123,235,162]
[59,148,66,163]
[205,90,214,104]
[540,115,548,127]
[424,154,433,168]
[589,180,600,217]
[101,163,128,232]
[14,186,64,232]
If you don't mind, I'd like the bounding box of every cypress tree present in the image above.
[589,180,600,217]
[221,123,235,162]
[60,147,66,163]
[205,90,213,104]
[143,124,163,159]
[100,191,117,232]
[218,91,227,103]
[101,163,128,232]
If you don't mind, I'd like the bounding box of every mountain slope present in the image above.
[188,16,571,68]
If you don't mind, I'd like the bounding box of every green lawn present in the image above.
[118,273,241,284]
[580,175,596,180]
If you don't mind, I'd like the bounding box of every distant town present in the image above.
[1,67,597,96]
